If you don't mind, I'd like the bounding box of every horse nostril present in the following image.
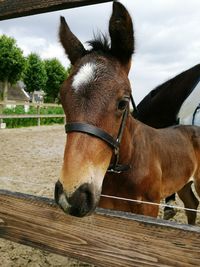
[54,181,96,217]
[54,180,64,204]
[68,183,95,217]
[55,181,71,213]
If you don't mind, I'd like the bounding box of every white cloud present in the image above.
[18,37,47,56]
[40,43,69,66]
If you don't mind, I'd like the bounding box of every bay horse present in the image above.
[136,64,200,219]
[55,1,200,224]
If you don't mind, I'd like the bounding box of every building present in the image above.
[0,81,30,105]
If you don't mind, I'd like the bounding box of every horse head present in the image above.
[55,2,134,217]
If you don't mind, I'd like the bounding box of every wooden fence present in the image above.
[0,0,112,20]
[0,101,65,126]
[0,189,200,267]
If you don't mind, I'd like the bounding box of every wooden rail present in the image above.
[0,114,64,119]
[0,189,200,267]
[0,102,65,126]
[0,0,112,21]
[0,114,65,126]
[0,101,62,108]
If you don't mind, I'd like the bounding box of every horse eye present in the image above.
[117,99,129,111]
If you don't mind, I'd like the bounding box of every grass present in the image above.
[2,105,64,128]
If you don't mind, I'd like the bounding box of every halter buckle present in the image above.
[107,164,130,173]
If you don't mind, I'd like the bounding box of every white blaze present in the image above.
[72,62,97,91]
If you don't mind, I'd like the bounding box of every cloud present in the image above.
[0,0,199,103]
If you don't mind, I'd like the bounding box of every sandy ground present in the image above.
[0,125,200,266]
[0,125,94,267]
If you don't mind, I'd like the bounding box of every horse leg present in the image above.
[163,193,177,220]
[177,181,199,225]
[138,176,161,218]
[139,203,159,218]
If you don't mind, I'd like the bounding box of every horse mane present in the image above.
[87,34,111,54]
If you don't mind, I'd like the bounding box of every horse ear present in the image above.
[59,16,86,65]
[109,1,134,73]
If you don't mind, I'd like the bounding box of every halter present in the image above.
[65,94,138,174]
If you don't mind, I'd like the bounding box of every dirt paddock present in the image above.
[0,125,94,267]
[0,125,200,266]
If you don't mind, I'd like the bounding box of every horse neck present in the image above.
[119,114,141,163]
[120,113,159,162]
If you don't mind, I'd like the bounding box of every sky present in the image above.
[0,0,200,104]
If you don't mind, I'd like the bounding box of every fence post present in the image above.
[0,102,6,129]
[0,102,3,125]
[37,104,40,126]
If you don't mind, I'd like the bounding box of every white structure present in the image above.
[177,81,200,126]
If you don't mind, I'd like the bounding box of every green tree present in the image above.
[23,53,47,93]
[0,35,25,101]
[44,58,68,103]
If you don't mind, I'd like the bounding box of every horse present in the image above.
[55,1,200,224]
[136,64,200,219]
[136,64,200,128]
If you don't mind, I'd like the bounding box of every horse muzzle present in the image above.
[54,180,97,217]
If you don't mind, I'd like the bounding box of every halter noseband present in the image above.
[65,94,137,174]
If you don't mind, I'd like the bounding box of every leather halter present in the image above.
[65,94,137,173]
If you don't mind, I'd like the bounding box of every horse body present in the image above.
[100,119,200,221]
[55,2,200,224]
[136,63,200,219]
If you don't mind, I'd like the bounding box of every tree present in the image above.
[23,53,47,93]
[0,35,25,101]
[44,58,68,103]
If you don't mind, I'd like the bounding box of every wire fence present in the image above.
[0,176,199,215]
